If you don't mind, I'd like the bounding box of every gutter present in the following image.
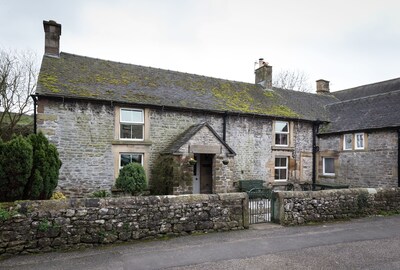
[34,94,322,124]
[30,94,37,134]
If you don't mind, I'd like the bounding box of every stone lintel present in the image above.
[189,144,221,154]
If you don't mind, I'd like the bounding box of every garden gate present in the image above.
[238,180,274,224]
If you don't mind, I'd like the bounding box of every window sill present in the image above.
[271,146,295,151]
[112,140,152,146]
[319,174,336,179]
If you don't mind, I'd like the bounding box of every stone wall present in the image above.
[37,99,115,196]
[150,109,314,188]
[0,193,248,257]
[37,98,315,197]
[318,130,398,187]
[272,188,400,226]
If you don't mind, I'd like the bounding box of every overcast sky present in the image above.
[1,0,400,91]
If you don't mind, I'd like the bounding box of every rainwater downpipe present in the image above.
[30,94,37,134]
[312,121,320,190]
[398,129,400,187]
[222,111,228,142]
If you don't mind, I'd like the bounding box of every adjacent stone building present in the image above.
[35,20,400,197]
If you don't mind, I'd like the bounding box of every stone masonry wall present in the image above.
[318,130,398,187]
[37,99,115,197]
[150,109,313,188]
[273,188,400,226]
[0,193,248,257]
[38,99,315,197]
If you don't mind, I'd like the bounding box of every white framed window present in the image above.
[343,134,353,150]
[120,153,143,169]
[274,121,289,146]
[120,108,144,140]
[323,157,335,176]
[355,133,364,150]
[274,157,288,181]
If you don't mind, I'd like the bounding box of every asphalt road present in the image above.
[1,215,400,270]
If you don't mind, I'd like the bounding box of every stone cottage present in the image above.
[35,20,400,197]
[317,79,400,188]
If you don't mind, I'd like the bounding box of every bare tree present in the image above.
[273,69,312,92]
[0,49,37,140]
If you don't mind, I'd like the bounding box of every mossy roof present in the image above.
[36,52,338,121]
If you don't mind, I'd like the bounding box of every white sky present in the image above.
[1,0,400,91]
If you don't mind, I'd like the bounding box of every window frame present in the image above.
[274,156,288,181]
[119,108,144,141]
[119,153,144,169]
[322,157,335,176]
[355,133,365,150]
[274,121,289,147]
[343,134,353,150]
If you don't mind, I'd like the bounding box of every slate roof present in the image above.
[36,52,337,121]
[163,122,236,155]
[320,89,400,134]
[332,77,400,101]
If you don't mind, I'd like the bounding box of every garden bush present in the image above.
[115,163,147,195]
[150,155,192,195]
[24,132,62,200]
[0,136,33,201]
[0,132,61,202]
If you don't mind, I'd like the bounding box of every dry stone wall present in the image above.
[273,188,400,226]
[0,193,248,257]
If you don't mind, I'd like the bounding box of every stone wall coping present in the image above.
[4,193,248,212]
[275,187,399,199]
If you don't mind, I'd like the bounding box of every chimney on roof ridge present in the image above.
[43,20,62,57]
[316,79,330,95]
[255,58,272,89]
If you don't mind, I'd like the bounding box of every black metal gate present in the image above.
[248,189,273,224]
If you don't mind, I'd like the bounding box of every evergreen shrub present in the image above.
[150,155,192,195]
[0,132,61,202]
[115,163,147,195]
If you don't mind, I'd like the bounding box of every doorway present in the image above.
[192,154,214,194]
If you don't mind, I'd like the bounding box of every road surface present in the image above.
[1,215,400,270]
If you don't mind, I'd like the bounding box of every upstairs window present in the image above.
[323,157,335,176]
[355,133,364,150]
[274,157,288,181]
[274,121,289,146]
[343,134,353,150]
[120,109,144,140]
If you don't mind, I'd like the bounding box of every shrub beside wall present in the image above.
[0,193,248,257]
[0,132,61,202]
[272,188,400,225]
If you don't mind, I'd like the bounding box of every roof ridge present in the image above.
[326,88,400,107]
[334,77,400,94]
[58,52,257,87]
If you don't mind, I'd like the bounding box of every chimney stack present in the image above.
[255,58,272,89]
[316,79,330,94]
[43,20,62,57]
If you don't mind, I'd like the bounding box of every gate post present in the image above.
[242,193,250,228]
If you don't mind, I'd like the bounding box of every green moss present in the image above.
[266,105,299,117]
[210,82,298,117]
[263,91,275,98]
[39,73,60,93]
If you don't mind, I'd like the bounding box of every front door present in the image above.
[200,154,213,193]
[192,154,213,194]
[192,154,200,194]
